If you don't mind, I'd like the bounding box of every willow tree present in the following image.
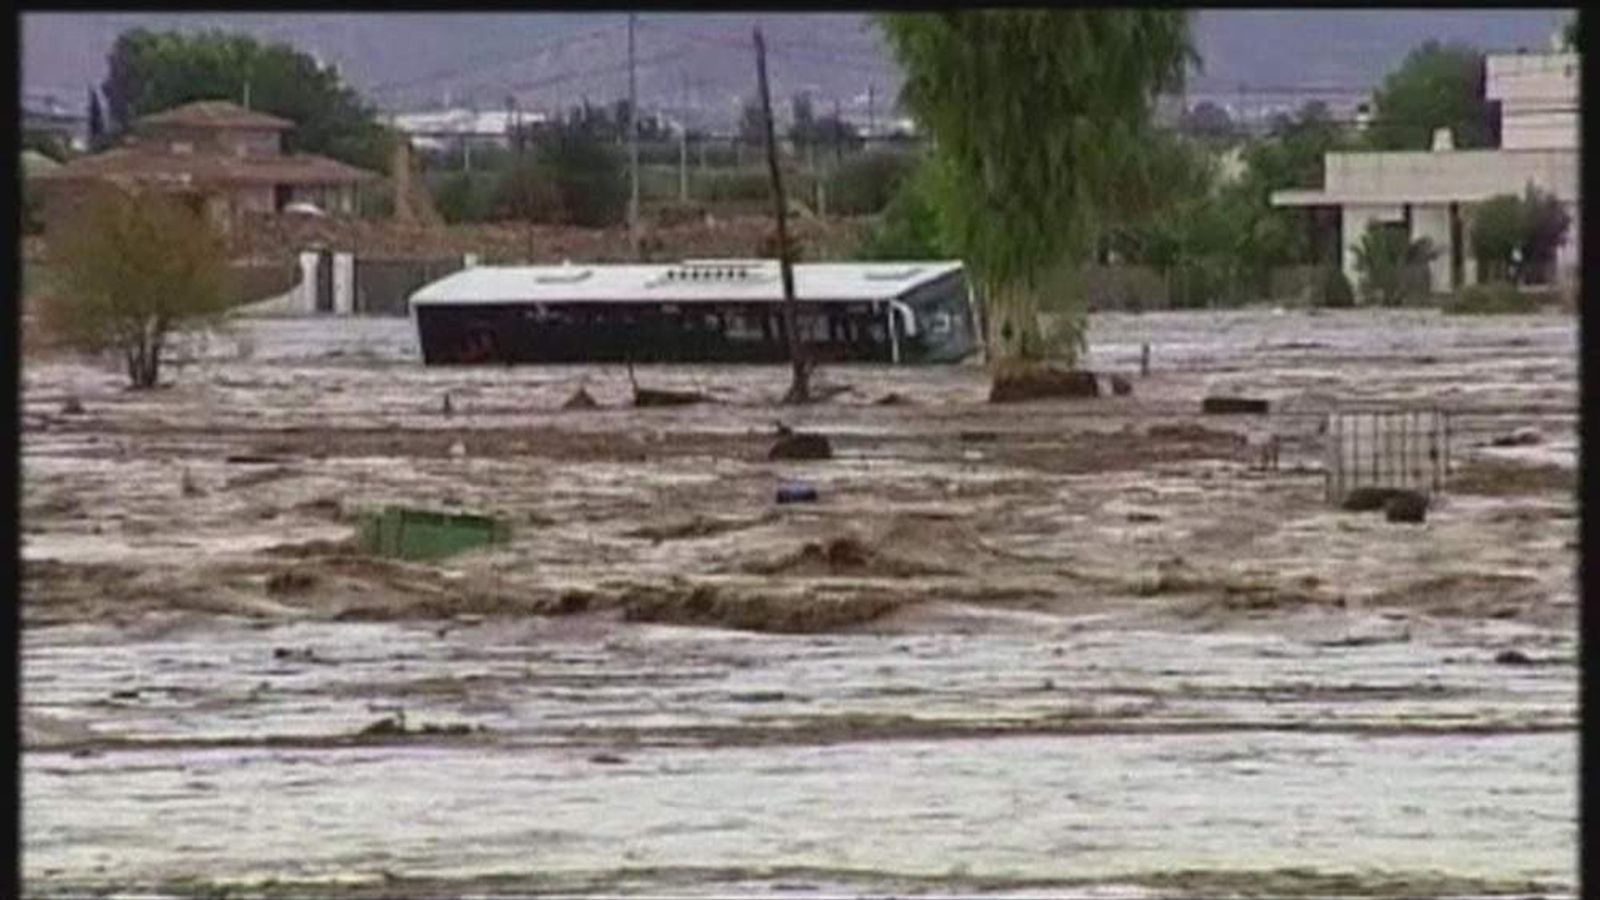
[877,11,1194,367]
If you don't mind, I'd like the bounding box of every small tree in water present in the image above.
[44,184,231,389]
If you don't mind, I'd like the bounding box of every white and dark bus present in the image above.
[408,260,980,365]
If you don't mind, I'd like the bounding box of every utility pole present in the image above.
[678,70,690,203]
[242,80,252,110]
[627,13,640,258]
[832,96,843,165]
[755,27,810,405]
[867,82,875,140]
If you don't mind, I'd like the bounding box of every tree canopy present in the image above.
[876,10,1194,363]
[1366,40,1496,151]
[101,28,395,171]
[44,184,233,389]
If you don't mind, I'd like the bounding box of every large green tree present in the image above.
[877,11,1194,365]
[101,28,394,171]
[1366,41,1496,151]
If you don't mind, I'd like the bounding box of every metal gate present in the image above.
[354,257,465,316]
[1324,407,1452,504]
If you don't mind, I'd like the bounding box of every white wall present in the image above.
[1324,149,1578,203]
[1409,204,1452,292]
[1341,203,1404,284]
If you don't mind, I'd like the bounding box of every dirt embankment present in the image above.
[227,212,870,264]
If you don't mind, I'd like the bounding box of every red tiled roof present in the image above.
[136,100,294,131]
[33,146,378,187]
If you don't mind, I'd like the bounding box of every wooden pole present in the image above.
[627,13,640,258]
[755,27,809,405]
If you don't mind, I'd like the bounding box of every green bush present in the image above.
[1314,265,1355,308]
[692,168,774,205]
[430,172,496,224]
[1353,224,1437,306]
[852,158,948,260]
[491,159,564,224]
[359,179,395,220]
[825,150,917,215]
[1449,281,1552,315]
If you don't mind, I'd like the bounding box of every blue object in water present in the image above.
[776,482,819,504]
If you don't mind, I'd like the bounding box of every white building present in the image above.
[1273,49,1579,291]
[390,108,548,153]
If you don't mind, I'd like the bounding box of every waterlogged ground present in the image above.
[21,309,1578,898]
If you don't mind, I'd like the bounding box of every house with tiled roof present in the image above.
[32,99,377,232]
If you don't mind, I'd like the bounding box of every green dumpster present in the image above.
[357,506,510,561]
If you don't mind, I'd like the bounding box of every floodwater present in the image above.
[21,309,1577,897]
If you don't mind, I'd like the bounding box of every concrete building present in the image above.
[32,100,377,232]
[391,107,547,154]
[1272,50,1579,292]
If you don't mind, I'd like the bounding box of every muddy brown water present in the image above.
[21,309,1577,897]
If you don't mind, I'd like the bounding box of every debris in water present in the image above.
[776,482,819,504]
[1494,649,1535,666]
[875,392,912,406]
[441,393,454,417]
[180,468,202,498]
[562,386,599,410]
[266,570,319,596]
[449,440,468,458]
[1201,396,1270,415]
[1341,486,1407,512]
[1384,490,1429,524]
[634,387,707,407]
[989,366,1099,403]
[769,432,833,460]
[1488,428,1542,447]
[357,506,510,561]
[589,753,627,765]
[59,396,85,416]
[1108,374,1133,396]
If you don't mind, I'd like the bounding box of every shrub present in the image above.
[1353,224,1437,306]
[825,150,917,215]
[430,172,496,224]
[44,184,232,388]
[852,157,948,260]
[537,126,628,227]
[1449,281,1553,315]
[491,158,564,224]
[1313,265,1355,308]
[1471,186,1571,285]
[359,179,395,220]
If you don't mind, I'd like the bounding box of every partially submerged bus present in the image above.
[408,259,980,365]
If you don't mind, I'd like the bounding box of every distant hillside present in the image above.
[23,10,1572,127]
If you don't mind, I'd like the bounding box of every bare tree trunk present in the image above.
[754,28,811,405]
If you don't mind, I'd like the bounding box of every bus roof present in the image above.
[410,260,966,306]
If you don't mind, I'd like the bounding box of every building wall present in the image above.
[140,124,283,158]
[231,184,277,216]
[1487,52,1579,151]
[1341,203,1404,283]
[1324,149,1578,203]
[1409,204,1453,292]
